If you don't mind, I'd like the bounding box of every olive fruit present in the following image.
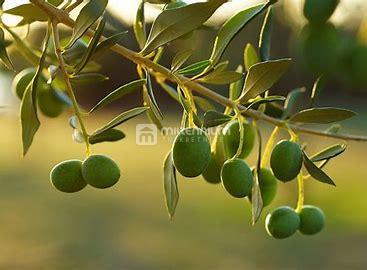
[270,140,303,182]
[38,87,66,118]
[250,168,278,206]
[202,152,222,184]
[221,158,253,198]
[265,206,300,239]
[298,205,325,235]
[50,160,87,193]
[82,155,121,189]
[11,68,36,99]
[304,0,339,24]
[172,128,211,177]
[222,120,256,159]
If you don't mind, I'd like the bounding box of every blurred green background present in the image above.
[1,0,367,269]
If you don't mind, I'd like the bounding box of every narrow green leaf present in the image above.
[303,151,336,186]
[259,6,273,61]
[311,144,346,162]
[141,0,226,55]
[134,1,146,50]
[93,31,128,59]
[89,129,125,144]
[70,73,108,84]
[282,87,307,119]
[4,4,47,24]
[193,96,215,112]
[0,28,14,70]
[143,86,164,131]
[199,71,243,85]
[229,65,244,100]
[21,25,50,156]
[93,107,148,136]
[209,3,267,65]
[239,59,291,102]
[252,127,263,225]
[290,107,357,124]
[244,43,259,72]
[177,60,212,76]
[147,0,172,4]
[325,124,341,134]
[67,0,108,48]
[74,18,105,74]
[310,75,327,107]
[90,79,146,113]
[159,82,179,102]
[163,151,179,219]
[203,110,232,128]
[171,49,193,72]
[247,95,285,110]
[145,69,163,118]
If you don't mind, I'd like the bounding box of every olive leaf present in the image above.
[302,151,336,186]
[68,116,78,129]
[203,110,232,128]
[163,151,179,219]
[145,69,163,119]
[252,127,263,225]
[198,71,243,85]
[229,65,244,101]
[290,107,357,124]
[134,0,146,50]
[89,129,125,144]
[147,0,172,4]
[4,4,48,25]
[193,96,215,112]
[89,79,146,113]
[239,59,291,102]
[310,75,327,107]
[246,95,285,110]
[311,144,346,162]
[209,2,268,65]
[177,60,211,76]
[159,82,179,102]
[48,0,63,6]
[177,87,202,127]
[244,43,259,72]
[93,31,128,59]
[74,18,106,74]
[92,107,148,136]
[140,0,226,55]
[143,87,164,131]
[282,87,307,119]
[21,25,50,156]
[325,124,341,134]
[67,0,109,48]
[70,73,109,84]
[171,49,193,72]
[0,28,14,70]
[258,6,272,61]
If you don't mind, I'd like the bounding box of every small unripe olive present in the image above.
[298,205,325,235]
[11,68,36,99]
[265,206,300,239]
[50,159,87,193]
[82,155,121,189]
[304,0,339,24]
[270,140,303,182]
[221,158,253,198]
[250,168,278,206]
[202,152,222,184]
[222,120,256,159]
[38,87,65,118]
[172,128,211,177]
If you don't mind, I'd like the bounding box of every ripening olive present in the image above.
[304,0,339,24]
[221,158,253,198]
[298,205,325,235]
[250,168,278,206]
[172,128,211,178]
[38,87,66,118]
[265,206,300,239]
[222,120,256,159]
[202,152,222,184]
[82,155,121,189]
[50,159,87,193]
[11,68,36,99]
[270,140,303,182]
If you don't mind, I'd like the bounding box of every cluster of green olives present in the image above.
[12,68,69,118]
[50,155,121,193]
[266,205,325,239]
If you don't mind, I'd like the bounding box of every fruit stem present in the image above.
[296,173,305,213]
[51,21,91,156]
[233,104,244,159]
[261,126,279,168]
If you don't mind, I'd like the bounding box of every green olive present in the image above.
[222,120,256,159]
[298,205,325,235]
[270,140,303,182]
[221,158,253,198]
[50,159,87,193]
[304,0,339,24]
[172,128,211,177]
[11,68,36,99]
[82,155,121,189]
[38,87,66,118]
[202,152,222,184]
[265,206,300,239]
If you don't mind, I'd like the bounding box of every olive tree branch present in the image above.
[29,0,367,142]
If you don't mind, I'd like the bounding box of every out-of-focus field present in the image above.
[0,115,367,270]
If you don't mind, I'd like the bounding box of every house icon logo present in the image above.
[136,124,158,145]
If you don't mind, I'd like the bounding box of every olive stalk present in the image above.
[51,21,91,156]
[296,173,305,213]
[233,105,244,159]
[29,0,367,142]
[261,126,279,168]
